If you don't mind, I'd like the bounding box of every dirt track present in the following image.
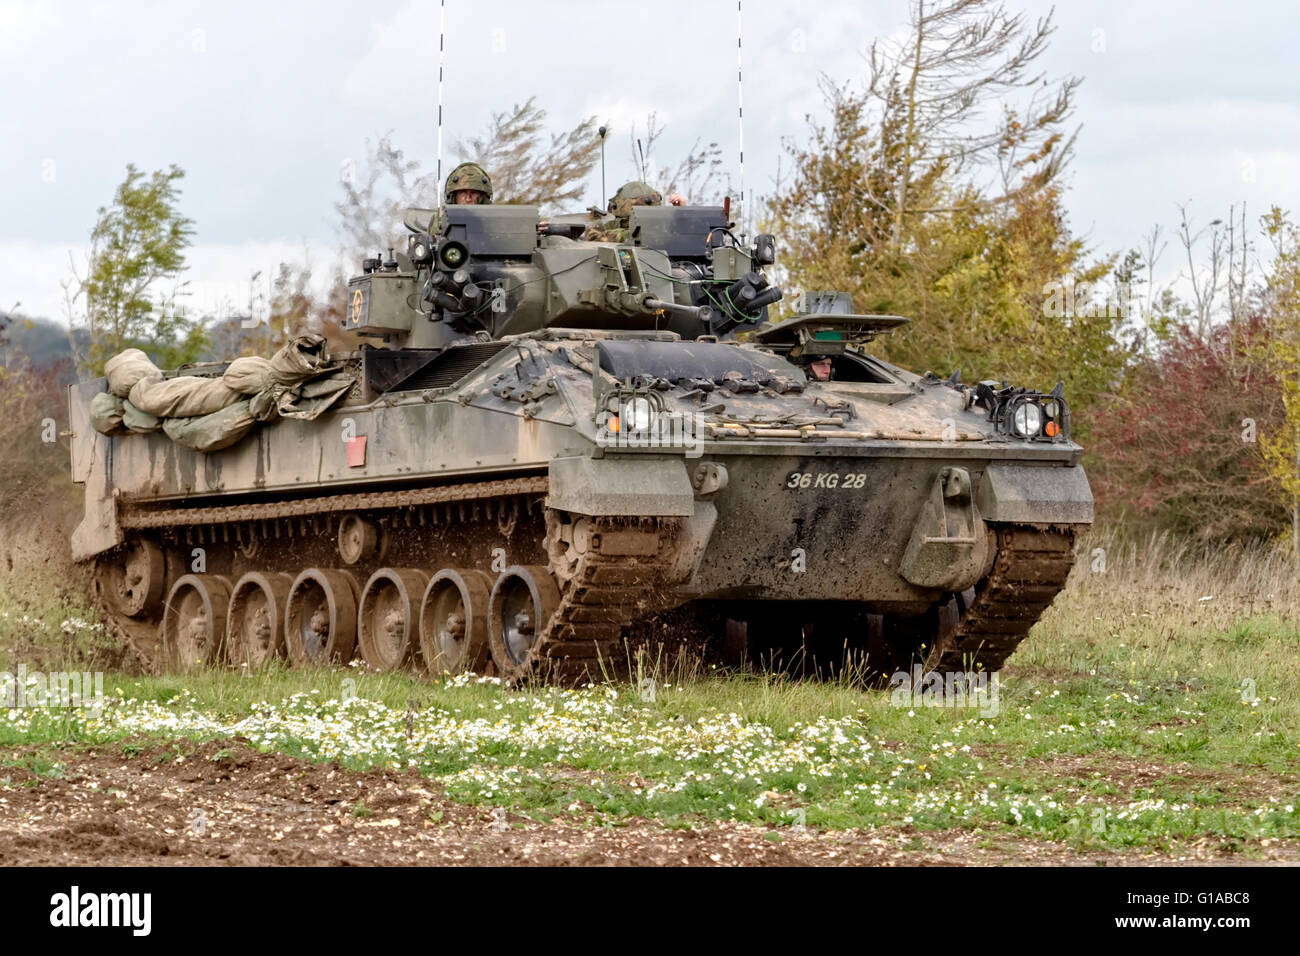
[2,740,1294,866]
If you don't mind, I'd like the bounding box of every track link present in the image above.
[119,476,549,528]
[513,514,683,683]
[95,476,549,673]
[91,562,167,671]
[923,524,1078,672]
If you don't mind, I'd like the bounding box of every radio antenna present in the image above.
[598,125,608,207]
[436,0,446,195]
[736,0,746,236]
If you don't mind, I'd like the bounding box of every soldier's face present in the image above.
[810,358,833,381]
[452,190,485,205]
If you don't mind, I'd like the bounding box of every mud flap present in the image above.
[665,501,718,589]
[898,467,992,592]
[69,383,124,561]
[71,479,121,561]
[547,455,695,516]
[975,462,1094,525]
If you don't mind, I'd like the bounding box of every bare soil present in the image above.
[1,739,1294,866]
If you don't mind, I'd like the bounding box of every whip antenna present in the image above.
[436,0,446,192]
[736,0,746,236]
[598,126,608,207]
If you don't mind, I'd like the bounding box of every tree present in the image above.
[765,63,1123,431]
[766,0,1083,301]
[458,97,601,209]
[1257,207,1300,554]
[64,164,205,375]
[337,103,602,253]
[628,113,732,205]
[1086,316,1287,544]
[863,0,1080,254]
[335,134,436,255]
[201,260,351,362]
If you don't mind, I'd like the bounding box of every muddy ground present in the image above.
[1,739,1294,866]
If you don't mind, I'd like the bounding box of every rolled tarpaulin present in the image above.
[128,374,244,419]
[162,399,256,453]
[104,348,161,398]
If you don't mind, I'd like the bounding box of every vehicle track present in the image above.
[93,476,1075,679]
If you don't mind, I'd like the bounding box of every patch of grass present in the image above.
[1,530,1298,854]
[0,574,117,671]
[3,751,66,780]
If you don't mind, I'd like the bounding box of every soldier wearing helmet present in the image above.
[583,181,662,242]
[424,162,492,236]
[445,162,493,205]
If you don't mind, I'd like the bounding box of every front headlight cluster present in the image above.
[618,397,654,433]
[1005,396,1068,441]
[600,387,664,436]
[962,380,1071,442]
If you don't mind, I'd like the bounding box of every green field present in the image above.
[2,535,1297,856]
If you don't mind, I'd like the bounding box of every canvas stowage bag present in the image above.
[121,400,162,434]
[104,348,161,398]
[128,374,244,419]
[223,356,275,395]
[89,391,126,435]
[162,400,256,453]
[268,333,329,384]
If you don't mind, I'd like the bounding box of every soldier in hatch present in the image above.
[426,162,493,235]
[446,162,492,205]
[583,181,662,242]
[791,351,834,381]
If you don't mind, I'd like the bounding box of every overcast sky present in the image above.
[2,0,1297,323]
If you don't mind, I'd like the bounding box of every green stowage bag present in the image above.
[89,391,127,435]
[162,399,256,453]
[122,400,162,433]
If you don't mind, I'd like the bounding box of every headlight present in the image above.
[620,397,653,432]
[408,233,434,264]
[439,241,468,268]
[1012,402,1043,437]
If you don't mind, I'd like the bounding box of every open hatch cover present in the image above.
[754,312,910,349]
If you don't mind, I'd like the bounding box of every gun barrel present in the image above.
[643,297,711,322]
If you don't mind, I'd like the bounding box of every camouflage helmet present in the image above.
[445,162,492,203]
[608,181,662,219]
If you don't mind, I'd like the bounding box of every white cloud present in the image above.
[0,0,62,58]
[5,0,1300,327]
[0,240,345,324]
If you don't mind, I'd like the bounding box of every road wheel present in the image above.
[227,572,292,667]
[285,569,359,665]
[161,574,231,671]
[357,568,429,670]
[488,565,560,681]
[420,568,492,676]
[108,537,167,619]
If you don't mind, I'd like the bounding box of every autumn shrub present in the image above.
[1086,316,1287,544]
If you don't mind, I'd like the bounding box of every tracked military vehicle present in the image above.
[68,198,1092,682]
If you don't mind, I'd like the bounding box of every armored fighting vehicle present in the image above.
[68,197,1092,682]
